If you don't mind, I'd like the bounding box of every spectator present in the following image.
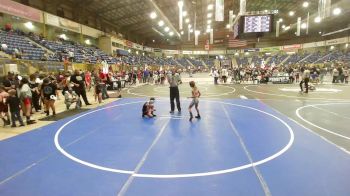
[41,78,57,116]
[29,74,41,112]
[19,78,36,124]
[70,70,91,106]
[6,89,25,127]
[1,43,8,52]
[0,85,11,126]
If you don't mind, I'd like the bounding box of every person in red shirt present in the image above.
[85,71,92,92]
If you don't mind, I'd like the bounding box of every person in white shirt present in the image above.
[213,69,219,84]
[300,68,311,93]
[1,43,8,52]
[68,50,75,62]
[221,68,228,83]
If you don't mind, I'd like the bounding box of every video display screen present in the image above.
[243,15,272,33]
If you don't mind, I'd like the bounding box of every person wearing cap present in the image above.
[142,97,156,118]
[167,70,182,114]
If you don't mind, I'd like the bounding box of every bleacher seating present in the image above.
[0,31,46,61]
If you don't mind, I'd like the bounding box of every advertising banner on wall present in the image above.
[226,49,239,54]
[193,51,208,55]
[325,37,348,46]
[133,43,143,50]
[125,40,133,48]
[303,41,325,48]
[209,50,226,55]
[143,46,154,52]
[45,13,81,33]
[0,0,42,22]
[282,44,302,50]
[260,46,281,52]
[82,25,103,38]
[243,48,260,52]
[163,50,180,55]
[182,51,193,54]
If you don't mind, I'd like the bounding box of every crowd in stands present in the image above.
[0,28,212,68]
[210,61,349,85]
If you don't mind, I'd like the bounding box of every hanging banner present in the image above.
[205,40,210,51]
[210,29,214,44]
[178,1,183,30]
[240,0,246,14]
[0,0,42,22]
[276,21,280,37]
[215,0,224,21]
[296,17,301,36]
[195,31,199,45]
[229,10,234,32]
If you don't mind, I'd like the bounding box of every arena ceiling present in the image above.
[18,0,350,47]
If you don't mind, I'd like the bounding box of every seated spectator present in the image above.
[63,84,81,110]
[1,43,8,52]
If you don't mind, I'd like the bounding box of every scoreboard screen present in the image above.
[243,15,272,33]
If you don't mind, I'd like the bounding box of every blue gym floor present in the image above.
[0,98,349,196]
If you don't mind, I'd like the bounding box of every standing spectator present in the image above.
[213,69,219,85]
[332,67,339,83]
[300,68,311,93]
[99,69,109,100]
[221,68,228,83]
[168,70,182,113]
[41,78,57,116]
[85,71,92,92]
[71,70,91,106]
[0,85,10,126]
[19,78,36,124]
[29,74,41,112]
[2,72,16,91]
[6,90,25,127]
[343,67,349,84]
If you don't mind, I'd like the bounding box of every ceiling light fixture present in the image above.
[208,4,213,10]
[158,20,164,27]
[302,2,309,8]
[207,20,212,24]
[207,13,212,18]
[183,11,187,17]
[301,23,307,29]
[169,32,174,36]
[185,18,190,23]
[150,12,157,19]
[314,16,321,23]
[278,18,283,22]
[333,8,341,15]
[226,24,230,29]
[164,27,170,32]
[289,11,295,16]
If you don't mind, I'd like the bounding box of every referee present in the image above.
[168,70,182,113]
